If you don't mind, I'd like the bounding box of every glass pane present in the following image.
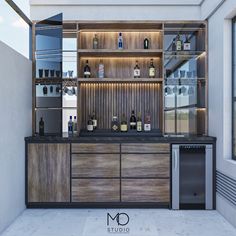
[164,110,175,134]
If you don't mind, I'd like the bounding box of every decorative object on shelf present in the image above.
[183,35,191,51]
[129,110,137,130]
[92,111,97,129]
[50,70,55,77]
[43,85,48,95]
[144,112,151,131]
[187,71,192,78]
[176,34,182,51]
[180,70,186,78]
[144,38,149,49]
[73,116,77,134]
[93,34,99,49]
[68,70,74,78]
[174,70,179,78]
[137,112,142,132]
[111,116,119,132]
[84,60,91,78]
[87,115,94,132]
[63,72,68,78]
[44,69,49,78]
[173,86,178,94]
[165,86,172,95]
[120,114,128,132]
[56,85,60,94]
[188,86,195,95]
[39,69,43,78]
[68,116,73,136]
[50,85,53,93]
[134,60,140,78]
[39,117,44,136]
[149,59,156,78]
[98,59,105,79]
[172,37,176,51]
[118,32,123,49]
[56,70,61,77]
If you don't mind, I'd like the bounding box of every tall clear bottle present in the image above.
[118,32,123,49]
[68,116,73,136]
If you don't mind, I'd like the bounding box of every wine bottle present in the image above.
[68,116,73,136]
[84,60,91,78]
[183,35,191,51]
[87,115,94,132]
[176,34,182,51]
[149,59,156,78]
[144,112,151,131]
[137,112,142,132]
[118,32,123,49]
[93,34,99,49]
[129,110,137,130]
[92,111,97,129]
[120,114,128,132]
[111,116,119,132]
[172,37,176,51]
[144,38,149,49]
[39,117,44,136]
[73,116,77,134]
[134,60,140,78]
[98,59,105,79]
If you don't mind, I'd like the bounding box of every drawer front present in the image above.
[72,179,120,202]
[72,154,120,177]
[72,143,120,153]
[122,154,169,178]
[121,143,170,153]
[121,179,170,202]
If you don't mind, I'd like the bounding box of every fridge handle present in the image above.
[174,149,178,171]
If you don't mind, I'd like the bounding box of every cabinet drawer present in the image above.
[121,143,170,153]
[122,154,169,178]
[121,179,170,202]
[72,179,120,202]
[72,143,120,153]
[72,154,120,177]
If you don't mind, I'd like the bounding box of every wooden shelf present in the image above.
[164,51,205,57]
[78,49,162,57]
[77,78,163,83]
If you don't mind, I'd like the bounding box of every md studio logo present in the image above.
[107,212,130,234]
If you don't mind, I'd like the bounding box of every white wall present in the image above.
[0,41,32,233]
[208,0,236,228]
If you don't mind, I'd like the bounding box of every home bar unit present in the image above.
[25,15,216,209]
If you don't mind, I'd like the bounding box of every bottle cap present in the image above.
[74,116,76,119]
[70,116,72,119]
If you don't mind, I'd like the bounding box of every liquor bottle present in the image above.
[98,59,105,79]
[137,112,142,132]
[144,112,151,131]
[129,110,137,130]
[87,116,94,132]
[92,111,97,129]
[39,117,44,136]
[68,116,73,136]
[84,60,91,78]
[111,116,119,132]
[149,59,156,78]
[118,32,123,49]
[73,116,77,134]
[172,37,176,51]
[176,34,182,51]
[134,60,140,78]
[183,35,191,51]
[120,114,128,132]
[144,38,149,49]
[93,34,99,49]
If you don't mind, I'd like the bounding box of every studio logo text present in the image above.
[107,213,130,234]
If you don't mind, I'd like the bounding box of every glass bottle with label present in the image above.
[144,38,149,49]
[73,116,77,134]
[183,35,191,51]
[111,116,119,132]
[120,114,128,132]
[98,59,105,79]
[84,60,91,78]
[93,34,99,49]
[176,34,182,51]
[137,112,142,132]
[172,37,176,51]
[149,59,156,78]
[92,111,97,129]
[134,60,140,78]
[39,117,44,136]
[144,112,151,131]
[129,110,137,130]
[87,116,94,132]
[68,116,73,136]
[118,32,123,49]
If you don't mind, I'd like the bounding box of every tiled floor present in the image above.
[1,209,236,236]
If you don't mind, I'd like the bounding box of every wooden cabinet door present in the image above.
[28,143,70,202]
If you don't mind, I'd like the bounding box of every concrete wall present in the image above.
[208,0,236,228]
[0,41,32,233]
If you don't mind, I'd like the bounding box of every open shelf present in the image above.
[77,78,163,83]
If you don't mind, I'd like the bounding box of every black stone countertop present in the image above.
[25,133,216,144]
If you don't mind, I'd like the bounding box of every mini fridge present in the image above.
[172,144,213,210]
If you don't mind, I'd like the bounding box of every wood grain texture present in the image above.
[72,154,120,177]
[28,143,70,202]
[79,83,162,130]
[121,179,170,202]
[122,154,169,178]
[121,143,170,153]
[72,179,120,202]
[71,143,120,153]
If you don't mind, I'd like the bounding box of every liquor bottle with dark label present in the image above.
[111,116,119,132]
[84,60,91,78]
[134,60,140,78]
[39,117,44,136]
[93,34,99,49]
[144,112,151,131]
[176,34,182,51]
[118,32,123,49]
[68,116,73,136]
[149,59,156,78]
[137,112,142,132]
[172,37,176,51]
[183,35,191,51]
[129,110,137,130]
[98,59,105,79]
[87,115,94,132]
[144,38,149,49]
[120,114,128,132]
[92,111,97,129]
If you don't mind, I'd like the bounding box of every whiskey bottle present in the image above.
[118,32,123,49]
[129,110,137,130]
[98,59,105,79]
[134,60,140,78]
[92,111,97,129]
[144,38,149,49]
[149,59,156,78]
[87,116,94,132]
[84,60,91,78]
[68,116,73,136]
[172,37,176,51]
[120,114,128,132]
[39,117,44,136]
[111,116,119,132]
[144,112,151,131]
[176,34,182,51]
[183,35,191,51]
[93,34,99,49]
[137,112,142,132]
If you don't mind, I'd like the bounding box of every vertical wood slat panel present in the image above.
[80,83,162,130]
